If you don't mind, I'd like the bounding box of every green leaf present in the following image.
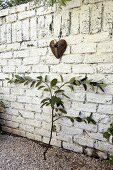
[76,117,83,122]
[45,75,48,82]
[69,77,75,83]
[44,88,49,91]
[55,90,64,94]
[83,84,87,91]
[80,77,87,82]
[69,117,74,123]
[68,85,74,91]
[50,79,58,87]
[62,93,70,99]
[37,76,42,80]
[90,119,96,125]
[52,125,56,132]
[41,102,48,108]
[74,80,80,86]
[41,98,50,103]
[6,78,10,80]
[15,75,21,79]
[60,75,63,82]
[30,81,36,88]
[106,155,113,165]
[24,76,32,81]
[36,81,41,87]
[38,86,45,90]
[24,81,29,85]
[59,108,67,114]
[103,132,110,139]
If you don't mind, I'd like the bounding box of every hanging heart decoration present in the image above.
[50,39,67,59]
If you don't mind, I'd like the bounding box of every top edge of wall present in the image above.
[0,0,111,18]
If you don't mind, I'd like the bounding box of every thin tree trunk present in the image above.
[43,108,54,160]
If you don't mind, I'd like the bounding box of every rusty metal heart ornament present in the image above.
[50,39,67,59]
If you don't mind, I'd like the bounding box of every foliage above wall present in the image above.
[0,0,72,9]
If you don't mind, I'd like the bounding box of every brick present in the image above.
[25,104,41,112]
[98,42,113,53]
[26,132,35,140]
[45,14,53,37]
[74,136,95,147]
[37,16,45,38]
[72,64,96,74]
[16,21,22,42]
[3,95,16,102]
[90,4,102,33]
[19,110,34,119]
[16,3,29,13]
[74,121,98,132]
[71,92,85,102]
[66,0,81,9]
[92,113,110,124]
[22,19,29,41]
[61,11,70,36]
[30,48,47,56]
[11,102,24,109]
[0,51,13,59]
[32,65,49,73]
[12,22,17,42]
[18,10,35,20]
[71,43,97,54]
[5,121,19,128]
[25,89,42,97]
[30,17,37,40]
[71,9,80,35]
[23,56,40,65]
[3,66,15,73]
[20,124,34,133]
[43,137,61,147]
[50,64,71,73]
[0,59,7,65]
[6,24,12,43]
[35,128,50,138]
[63,142,83,153]
[2,126,12,133]
[6,14,17,23]
[80,5,90,34]
[11,88,25,95]
[62,54,84,64]
[53,13,61,37]
[86,132,106,142]
[72,102,97,113]
[0,24,6,43]
[25,119,41,128]
[95,141,113,154]
[14,50,29,58]
[82,32,110,43]
[57,133,72,143]
[103,1,113,32]
[86,93,112,104]
[61,126,83,135]
[98,64,113,73]
[84,53,112,64]
[98,104,113,114]
[98,123,110,133]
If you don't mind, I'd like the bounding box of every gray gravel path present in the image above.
[0,134,113,170]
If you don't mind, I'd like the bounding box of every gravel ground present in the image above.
[0,134,113,170]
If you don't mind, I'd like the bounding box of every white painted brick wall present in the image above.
[0,0,113,158]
